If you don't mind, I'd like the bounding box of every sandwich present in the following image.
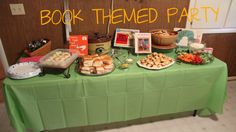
[96,66,105,74]
[83,55,93,60]
[80,66,91,74]
[100,55,110,59]
[80,54,114,75]
[104,64,114,72]
[93,59,103,67]
[103,57,112,65]
[83,58,93,67]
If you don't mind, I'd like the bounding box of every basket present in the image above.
[25,41,52,57]
[150,29,178,46]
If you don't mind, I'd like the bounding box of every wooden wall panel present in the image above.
[69,0,112,35]
[0,0,65,64]
[0,0,236,76]
[70,0,190,35]
[0,0,190,65]
[202,33,236,76]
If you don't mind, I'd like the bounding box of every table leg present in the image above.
[193,110,198,117]
[39,68,45,77]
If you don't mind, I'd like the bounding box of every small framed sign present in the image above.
[114,28,140,48]
[68,35,88,57]
[134,33,152,54]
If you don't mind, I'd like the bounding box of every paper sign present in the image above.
[116,33,129,45]
[114,28,140,48]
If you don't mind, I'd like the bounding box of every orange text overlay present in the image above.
[40,7,219,25]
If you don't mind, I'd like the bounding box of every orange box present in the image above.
[69,35,88,56]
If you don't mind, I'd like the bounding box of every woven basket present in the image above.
[150,29,178,46]
[25,41,52,57]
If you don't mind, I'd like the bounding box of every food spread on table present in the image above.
[137,52,175,70]
[189,43,205,54]
[190,43,205,50]
[39,49,78,69]
[126,58,134,64]
[176,50,214,65]
[150,29,178,51]
[79,54,114,75]
[45,51,71,63]
[7,28,216,79]
[119,63,129,69]
[152,30,176,37]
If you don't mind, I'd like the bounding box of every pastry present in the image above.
[139,52,174,68]
[93,59,103,67]
[103,58,113,65]
[44,51,72,65]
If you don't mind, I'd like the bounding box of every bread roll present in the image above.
[83,59,93,67]
[93,60,103,67]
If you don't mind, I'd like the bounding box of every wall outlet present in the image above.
[9,4,25,15]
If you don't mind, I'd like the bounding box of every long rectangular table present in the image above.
[3,52,228,132]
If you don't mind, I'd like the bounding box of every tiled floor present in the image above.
[0,81,235,132]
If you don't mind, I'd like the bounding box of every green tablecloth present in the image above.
[3,52,228,132]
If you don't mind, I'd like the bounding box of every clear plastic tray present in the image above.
[39,49,79,69]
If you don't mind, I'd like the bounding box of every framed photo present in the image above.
[134,33,152,54]
[114,28,140,48]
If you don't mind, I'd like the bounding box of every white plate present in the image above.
[7,62,41,80]
[137,60,175,70]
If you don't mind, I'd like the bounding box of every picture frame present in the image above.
[114,28,140,48]
[134,33,152,54]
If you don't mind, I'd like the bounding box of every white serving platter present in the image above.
[7,62,41,79]
[137,60,175,70]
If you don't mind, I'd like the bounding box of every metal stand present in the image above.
[193,110,198,117]
[39,65,72,79]
[63,66,71,78]
[38,67,46,77]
